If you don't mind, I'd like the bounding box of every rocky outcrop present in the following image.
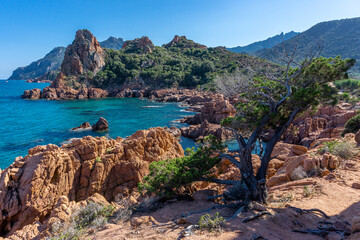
[71,122,91,131]
[122,36,154,53]
[180,120,233,141]
[282,104,357,147]
[0,127,184,236]
[92,117,109,131]
[61,29,105,76]
[184,100,236,125]
[21,88,41,99]
[164,35,207,49]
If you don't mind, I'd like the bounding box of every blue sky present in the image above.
[0,0,359,78]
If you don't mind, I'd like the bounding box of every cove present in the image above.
[0,80,195,169]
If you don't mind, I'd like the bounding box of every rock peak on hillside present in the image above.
[164,35,207,49]
[61,29,105,76]
[122,36,154,53]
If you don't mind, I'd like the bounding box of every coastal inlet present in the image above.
[0,80,196,169]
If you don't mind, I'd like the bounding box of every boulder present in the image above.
[180,120,233,141]
[92,117,109,131]
[355,130,360,145]
[21,88,41,100]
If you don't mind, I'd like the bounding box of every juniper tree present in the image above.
[141,49,355,208]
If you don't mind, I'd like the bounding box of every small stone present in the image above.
[177,218,187,224]
[352,182,360,189]
[292,145,308,155]
[321,169,330,177]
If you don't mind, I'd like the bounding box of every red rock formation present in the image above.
[21,88,41,99]
[122,36,154,53]
[180,120,233,141]
[0,127,184,236]
[92,117,109,131]
[61,29,105,76]
[164,35,207,49]
[282,104,357,147]
[185,100,236,125]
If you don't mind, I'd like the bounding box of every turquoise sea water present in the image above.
[0,80,196,169]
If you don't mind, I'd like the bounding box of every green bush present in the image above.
[343,114,360,135]
[199,212,225,233]
[335,78,360,91]
[321,140,357,159]
[139,135,225,197]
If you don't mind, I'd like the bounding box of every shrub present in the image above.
[335,78,360,91]
[134,197,163,213]
[330,141,357,159]
[343,114,360,135]
[74,202,115,229]
[113,197,133,221]
[95,156,102,162]
[199,212,225,233]
[49,221,81,240]
[290,166,308,181]
[139,135,225,197]
[321,140,357,159]
[303,185,314,198]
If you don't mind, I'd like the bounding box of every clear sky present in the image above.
[0,0,359,79]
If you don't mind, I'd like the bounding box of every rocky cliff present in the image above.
[61,29,105,76]
[0,127,183,237]
[8,47,66,80]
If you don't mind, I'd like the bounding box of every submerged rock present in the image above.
[71,122,91,131]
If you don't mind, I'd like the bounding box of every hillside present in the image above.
[99,36,124,50]
[256,17,360,77]
[8,47,66,80]
[227,31,299,54]
[85,34,278,89]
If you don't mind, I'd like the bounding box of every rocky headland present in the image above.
[0,127,183,238]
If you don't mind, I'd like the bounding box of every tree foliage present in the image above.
[88,44,275,89]
[139,135,225,197]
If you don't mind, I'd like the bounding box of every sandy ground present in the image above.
[84,156,360,240]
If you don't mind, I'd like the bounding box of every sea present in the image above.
[0,80,198,169]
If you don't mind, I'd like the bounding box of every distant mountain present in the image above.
[227,31,299,54]
[8,37,124,80]
[256,17,360,77]
[99,36,124,50]
[8,47,66,80]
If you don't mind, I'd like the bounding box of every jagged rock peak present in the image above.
[164,35,207,49]
[122,36,154,53]
[60,29,105,76]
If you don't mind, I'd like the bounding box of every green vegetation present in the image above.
[50,202,115,240]
[320,140,357,159]
[343,113,360,135]
[139,135,224,197]
[95,156,102,162]
[88,40,275,89]
[198,212,225,233]
[335,78,360,91]
[256,17,360,77]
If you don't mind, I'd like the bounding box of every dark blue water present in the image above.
[0,80,196,169]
